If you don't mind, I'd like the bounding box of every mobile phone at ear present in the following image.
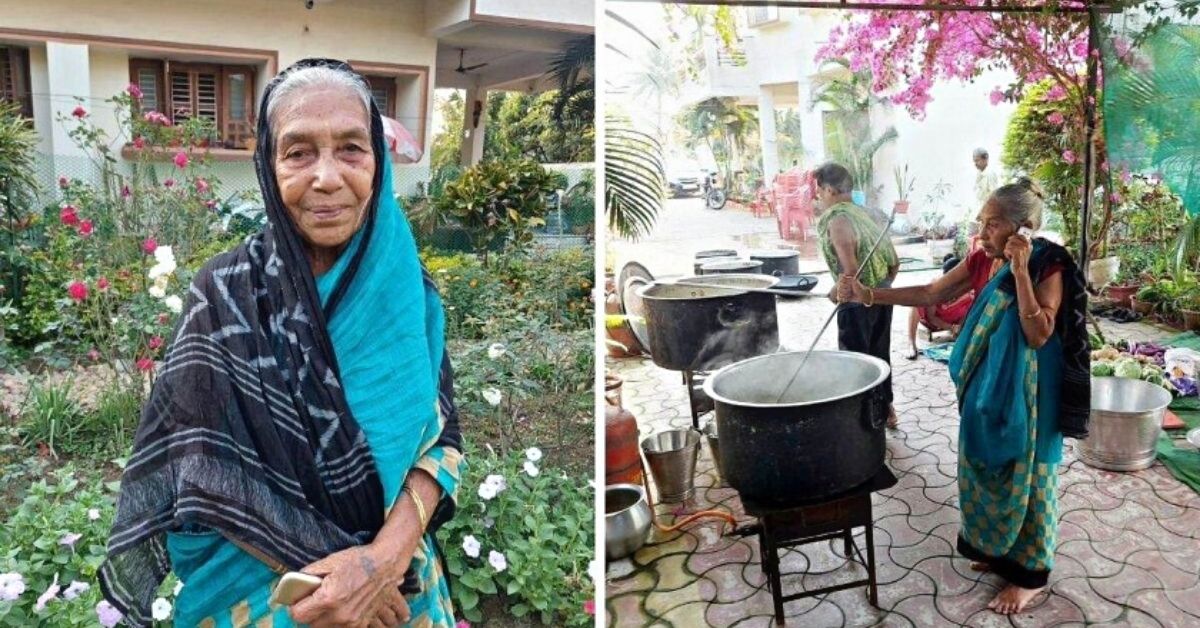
[1018,227,1034,240]
[269,572,323,607]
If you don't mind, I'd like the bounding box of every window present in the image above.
[129,59,256,149]
[0,46,32,118]
[747,6,780,26]
[365,75,396,118]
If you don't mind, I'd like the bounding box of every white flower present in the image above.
[488,550,508,573]
[487,343,506,360]
[148,284,166,298]
[58,532,82,548]
[523,461,539,477]
[151,596,173,621]
[95,600,124,627]
[477,482,498,501]
[482,388,502,407]
[173,580,184,596]
[484,474,507,492]
[87,508,101,521]
[62,580,90,600]
[164,295,183,313]
[525,447,543,462]
[484,516,495,529]
[34,574,59,612]
[462,535,481,558]
[588,559,601,583]
[0,572,26,601]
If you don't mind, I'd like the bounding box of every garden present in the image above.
[0,83,595,626]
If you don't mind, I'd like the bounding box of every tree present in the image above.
[809,57,896,201]
[624,45,682,138]
[677,97,758,184]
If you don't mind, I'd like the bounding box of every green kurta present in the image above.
[816,202,898,288]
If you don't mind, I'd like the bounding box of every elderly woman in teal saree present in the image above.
[838,178,1090,614]
[101,59,464,627]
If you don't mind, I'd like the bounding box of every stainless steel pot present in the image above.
[703,350,891,504]
[693,249,739,275]
[605,483,652,560]
[638,276,779,371]
[1079,377,1172,471]
[750,250,801,277]
[701,259,764,275]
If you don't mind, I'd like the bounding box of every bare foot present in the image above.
[987,584,1045,614]
[886,409,899,429]
[904,348,919,360]
[969,561,990,572]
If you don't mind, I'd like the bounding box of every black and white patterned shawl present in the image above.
[99,58,460,624]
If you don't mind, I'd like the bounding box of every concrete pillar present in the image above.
[797,78,825,165]
[460,84,488,166]
[757,86,779,182]
[45,41,90,159]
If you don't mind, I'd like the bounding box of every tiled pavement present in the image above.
[605,288,1200,627]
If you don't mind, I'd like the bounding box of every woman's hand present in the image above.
[1003,232,1032,274]
[836,275,869,304]
[289,545,411,628]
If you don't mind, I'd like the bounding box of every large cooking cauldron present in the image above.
[703,351,890,505]
[749,250,800,277]
[638,275,779,371]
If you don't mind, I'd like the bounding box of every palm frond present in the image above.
[605,119,665,241]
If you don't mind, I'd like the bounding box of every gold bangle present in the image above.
[1021,307,1043,320]
[404,484,428,529]
[864,288,875,308]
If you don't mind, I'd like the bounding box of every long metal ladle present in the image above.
[772,209,898,403]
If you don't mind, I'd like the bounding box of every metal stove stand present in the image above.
[682,369,713,428]
[735,468,898,625]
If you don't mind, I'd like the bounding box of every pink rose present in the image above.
[158,313,170,325]
[97,277,110,291]
[136,358,155,373]
[164,178,175,188]
[583,599,595,615]
[79,219,94,237]
[58,176,70,189]
[133,136,145,149]
[173,151,189,169]
[142,237,158,255]
[126,83,143,99]
[1062,150,1077,165]
[72,106,87,118]
[149,336,164,350]
[60,205,79,226]
[68,281,88,302]
[194,178,209,194]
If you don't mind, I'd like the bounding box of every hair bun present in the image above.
[1015,176,1045,200]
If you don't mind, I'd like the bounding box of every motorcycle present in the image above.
[701,171,727,210]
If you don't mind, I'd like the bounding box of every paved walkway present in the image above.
[605,201,1200,627]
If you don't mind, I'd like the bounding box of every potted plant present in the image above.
[1105,266,1142,309]
[1132,282,1163,316]
[920,209,955,263]
[892,165,915,214]
[1178,289,1200,331]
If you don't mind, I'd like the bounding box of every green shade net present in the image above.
[1102,19,1200,215]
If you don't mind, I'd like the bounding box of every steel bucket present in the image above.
[1079,377,1172,471]
[641,429,701,502]
[605,484,652,560]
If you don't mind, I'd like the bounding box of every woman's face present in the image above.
[976,200,1019,259]
[272,87,375,256]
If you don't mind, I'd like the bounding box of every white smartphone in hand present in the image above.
[269,572,323,606]
[1018,227,1034,240]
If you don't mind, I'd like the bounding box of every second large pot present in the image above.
[750,250,800,277]
[639,275,779,371]
[703,350,890,505]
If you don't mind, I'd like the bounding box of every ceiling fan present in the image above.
[455,49,489,74]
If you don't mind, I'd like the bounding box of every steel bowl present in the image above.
[605,483,652,560]
[1079,377,1172,471]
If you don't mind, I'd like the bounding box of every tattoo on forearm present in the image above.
[360,554,377,577]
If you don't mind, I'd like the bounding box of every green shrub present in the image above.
[19,380,83,459]
[434,160,559,263]
[437,446,594,626]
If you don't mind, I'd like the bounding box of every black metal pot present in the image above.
[638,275,779,371]
[701,260,764,275]
[703,350,890,505]
[749,250,800,277]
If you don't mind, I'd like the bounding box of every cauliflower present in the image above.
[1114,358,1143,379]
[1091,361,1115,377]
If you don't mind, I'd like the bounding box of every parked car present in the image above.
[665,160,705,197]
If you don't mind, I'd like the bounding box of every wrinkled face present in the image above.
[272,87,375,255]
[974,155,989,171]
[813,183,839,211]
[976,200,1020,259]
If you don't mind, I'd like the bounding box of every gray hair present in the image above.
[265,65,373,134]
[813,162,854,195]
[988,176,1044,229]
[973,148,989,159]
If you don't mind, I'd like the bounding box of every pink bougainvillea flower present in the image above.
[1110,193,1123,204]
[173,151,189,169]
[68,281,88,302]
[97,276,110,291]
[142,237,158,254]
[164,178,176,188]
[1062,150,1077,165]
[79,219,94,237]
[1047,111,1065,126]
[455,621,471,628]
[136,357,155,373]
[58,176,70,189]
[71,106,87,118]
[988,88,1004,105]
[584,599,596,615]
[126,83,143,99]
[59,205,79,226]
[1100,160,1110,173]
[1044,84,1068,102]
[142,111,171,126]
[1120,167,1133,183]
[149,335,164,350]
[133,136,146,149]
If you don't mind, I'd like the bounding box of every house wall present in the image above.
[473,0,593,29]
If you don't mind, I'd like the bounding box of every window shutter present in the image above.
[0,47,32,118]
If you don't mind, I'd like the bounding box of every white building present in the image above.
[0,0,591,197]
[681,5,1017,225]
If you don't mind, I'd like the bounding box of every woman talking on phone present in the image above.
[837,177,1090,615]
[99,59,464,627]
